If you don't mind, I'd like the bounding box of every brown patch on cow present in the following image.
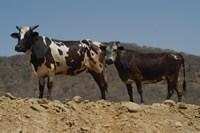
[55,72,62,75]
[56,62,60,66]
[87,50,96,64]
[58,49,63,55]
[65,46,85,75]
[45,49,55,69]
[99,64,102,68]
[89,43,99,54]
[99,51,105,64]
[88,70,108,91]
[83,42,101,65]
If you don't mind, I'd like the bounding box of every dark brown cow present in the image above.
[100,41,186,103]
[11,25,108,100]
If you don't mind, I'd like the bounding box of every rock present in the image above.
[163,100,176,106]
[72,96,83,103]
[121,102,142,113]
[25,115,31,119]
[96,99,106,104]
[178,103,187,109]
[84,100,89,103]
[30,105,41,112]
[96,99,111,106]
[63,98,70,104]
[25,98,38,104]
[195,115,200,118]
[40,104,49,109]
[81,127,90,131]
[53,100,62,104]
[152,103,162,107]
[4,93,16,100]
[38,99,49,104]
[175,121,182,128]
[103,124,111,128]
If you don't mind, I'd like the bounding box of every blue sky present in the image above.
[0,0,200,56]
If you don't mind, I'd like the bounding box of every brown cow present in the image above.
[11,25,108,100]
[100,41,186,103]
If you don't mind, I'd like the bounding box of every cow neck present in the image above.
[114,51,123,70]
[28,36,47,62]
[25,37,35,60]
[25,49,32,60]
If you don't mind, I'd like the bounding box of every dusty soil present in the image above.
[0,93,200,133]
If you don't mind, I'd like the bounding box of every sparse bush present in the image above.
[0,43,200,105]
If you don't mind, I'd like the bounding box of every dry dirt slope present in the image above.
[0,93,200,133]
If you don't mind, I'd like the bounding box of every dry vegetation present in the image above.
[0,43,199,105]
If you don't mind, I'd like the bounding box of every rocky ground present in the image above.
[0,93,200,133]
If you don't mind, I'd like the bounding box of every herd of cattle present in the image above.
[11,25,186,103]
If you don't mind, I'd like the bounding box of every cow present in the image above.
[10,25,108,100]
[100,41,186,103]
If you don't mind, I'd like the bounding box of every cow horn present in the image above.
[30,25,39,30]
[16,26,22,31]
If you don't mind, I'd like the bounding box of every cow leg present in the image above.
[135,80,143,103]
[47,77,54,100]
[89,70,108,100]
[39,79,45,99]
[126,84,134,102]
[166,79,174,100]
[174,83,183,102]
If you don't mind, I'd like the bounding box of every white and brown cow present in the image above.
[100,41,186,103]
[11,25,108,100]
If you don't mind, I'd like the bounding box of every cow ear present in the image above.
[10,33,19,39]
[118,46,124,50]
[32,32,39,37]
[100,46,106,51]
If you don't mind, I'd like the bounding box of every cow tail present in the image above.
[180,54,186,91]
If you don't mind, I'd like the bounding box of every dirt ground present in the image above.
[0,93,200,133]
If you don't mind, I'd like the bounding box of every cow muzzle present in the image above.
[105,59,113,65]
[15,44,23,52]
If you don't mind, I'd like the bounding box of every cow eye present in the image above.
[24,32,31,38]
[24,34,28,38]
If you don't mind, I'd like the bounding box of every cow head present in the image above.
[100,41,124,65]
[10,25,39,52]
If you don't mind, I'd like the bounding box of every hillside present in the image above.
[0,43,200,105]
[1,93,200,133]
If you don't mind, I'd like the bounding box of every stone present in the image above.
[38,98,49,104]
[175,121,182,128]
[30,105,40,112]
[40,104,49,109]
[84,100,89,103]
[163,100,176,106]
[72,96,83,103]
[81,127,90,131]
[5,93,16,100]
[63,98,70,104]
[178,103,187,109]
[121,102,142,113]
